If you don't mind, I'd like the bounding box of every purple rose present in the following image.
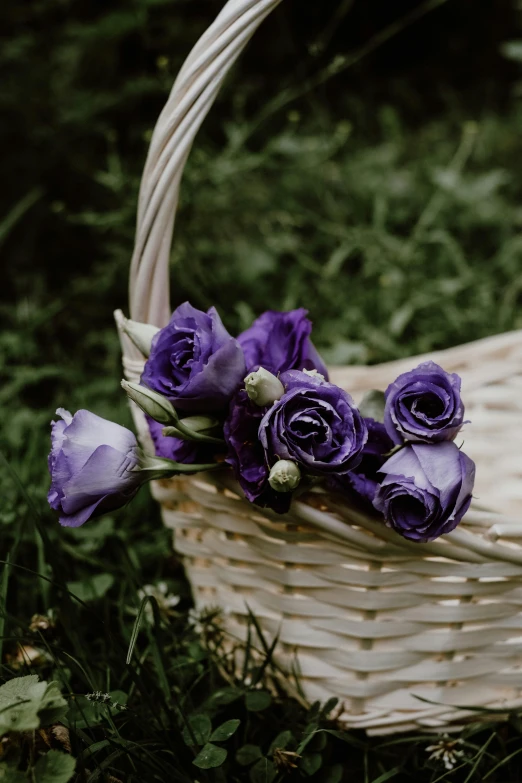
[373,442,475,542]
[259,370,367,476]
[48,408,142,527]
[238,308,328,378]
[224,390,291,514]
[384,361,465,445]
[141,302,246,412]
[332,418,394,504]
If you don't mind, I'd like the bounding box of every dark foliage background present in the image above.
[2,1,522,781]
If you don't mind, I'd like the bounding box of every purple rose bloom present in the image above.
[238,308,328,378]
[141,302,246,412]
[373,442,475,542]
[48,408,142,527]
[259,370,367,476]
[384,361,465,445]
[332,418,394,504]
[224,390,291,514]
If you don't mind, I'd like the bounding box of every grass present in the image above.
[3,0,522,779]
[4,494,522,783]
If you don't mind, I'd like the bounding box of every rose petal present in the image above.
[61,410,137,475]
[60,444,139,515]
[142,301,245,411]
[238,309,328,378]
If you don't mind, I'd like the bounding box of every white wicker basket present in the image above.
[116,0,522,734]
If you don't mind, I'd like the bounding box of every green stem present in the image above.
[138,457,223,481]
[163,419,224,445]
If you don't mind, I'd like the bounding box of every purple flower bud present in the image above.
[48,409,142,527]
[238,308,328,378]
[373,442,475,542]
[384,361,465,444]
[259,370,367,477]
[141,302,246,412]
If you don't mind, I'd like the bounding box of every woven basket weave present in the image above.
[116,0,522,734]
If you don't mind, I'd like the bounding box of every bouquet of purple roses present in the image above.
[48,303,475,543]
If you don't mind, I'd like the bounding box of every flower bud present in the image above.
[118,314,160,358]
[121,380,178,425]
[162,416,220,442]
[268,460,301,493]
[244,367,284,407]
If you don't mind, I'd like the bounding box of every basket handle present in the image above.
[128,0,283,334]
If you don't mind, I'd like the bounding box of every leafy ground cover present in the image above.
[3,0,522,780]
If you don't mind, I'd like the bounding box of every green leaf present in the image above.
[300,752,322,776]
[67,573,114,602]
[0,698,40,735]
[269,730,293,753]
[182,713,212,746]
[321,697,339,717]
[192,743,227,769]
[358,389,386,423]
[38,682,69,725]
[0,676,67,735]
[323,729,366,748]
[205,687,243,707]
[249,758,277,783]
[106,689,127,708]
[0,675,40,702]
[63,698,103,730]
[210,719,240,742]
[0,760,28,782]
[308,731,327,752]
[322,765,343,783]
[33,750,76,783]
[297,725,320,755]
[236,745,263,766]
[245,690,272,712]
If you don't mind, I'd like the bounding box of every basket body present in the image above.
[118,0,522,733]
[121,333,522,733]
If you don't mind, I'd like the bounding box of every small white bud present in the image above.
[244,367,284,407]
[121,380,177,425]
[268,460,301,493]
[119,314,160,357]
